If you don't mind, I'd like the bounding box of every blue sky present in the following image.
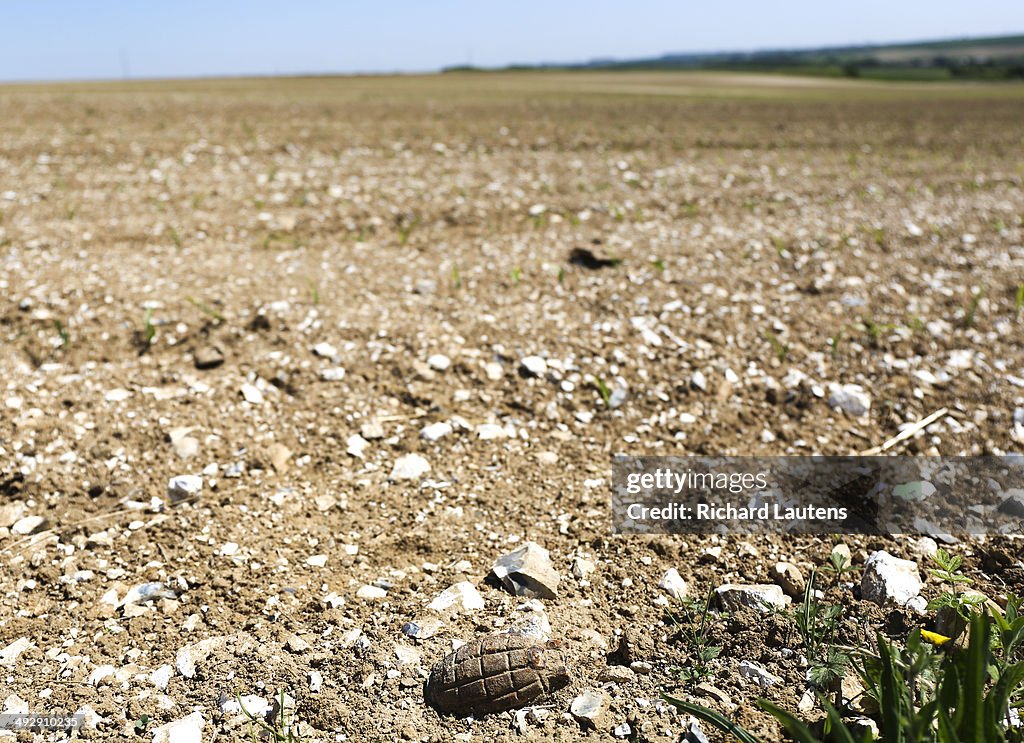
[2,1,1022,82]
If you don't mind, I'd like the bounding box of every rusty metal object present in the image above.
[425,634,570,716]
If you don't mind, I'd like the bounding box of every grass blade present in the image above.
[663,694,762,743]
[757,700,822,743]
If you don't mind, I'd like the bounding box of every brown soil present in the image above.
[1,74,1022,742]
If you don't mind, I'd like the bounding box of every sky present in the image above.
[1,1,1022,82]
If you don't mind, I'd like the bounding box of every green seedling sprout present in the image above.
[666,588,723,686]
[143,308,156,346]
[963,286,985,328]
[53,319,70,349]
[592,377,612,408]
[238,689,303,743]
[927,547,985,621]
[185,296,224,324]
[764,330,789,363]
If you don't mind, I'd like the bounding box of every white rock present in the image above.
[892,481,937,501]
[861,551,922,607]
[716,584,790,613]
[309,670,324,692]
[598,665,636,684]
[691,370,708,391]
[176,636,229,678]
[0,501,25,527]
[75,705,103,729]
[394,644,420,666]
[0,638,33,667]
[571,557,595,579]
[346,434,369,458]
[171,429,199,459]
[356,585,387,601]
[520,355,548,377]
[360,420,385,439]
[505,601,552,641]
[782,368,808,389]
[828,383,871,416]
[220,693,271,716]
[537,451,559,465]
[120,581,175,608]
[427,581,485,614]
[484,362,504,380]
[240,383,264,404]
[658,568,688,600]
[947,349,974,369]
[306,554,328,567]
[401,617,444,640]
[11,515,46,535]
[167,475,202,503]
[390,453,431,480]
[320,367,346,381]
[104,388,132,402]
[570,689,609,726]
[151,712,204,743]
[770,562,806,597]
[906,596,929,615]
[908,536,939,559]
[475,423,508,440]
[420,422,453,441]
[89,664,116,685]
[739,660,782,688]
[613,723,632,738]
[313,342,338,358]
[151,664,173,690]
[2,693,28,714]
[492,542,561,599]
[427,353,451,371]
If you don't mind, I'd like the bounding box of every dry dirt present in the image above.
[1,73,1023,742]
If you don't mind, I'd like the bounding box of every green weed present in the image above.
[927,547,986,621]
[796,566,850,690]
[667,588,724,687]
[239,689,303,743]
[765,330,789,363]
[964,286,985,328]
[53,319,70,349]
[858,318,896,347]
[828,331,843,358]
[664,603,1024,743]
[396,215,419,245]
[132,714,150,734]
[185,296,224,324]
[143,308,156,346]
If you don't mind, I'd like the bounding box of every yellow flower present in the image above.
[920,629,953,646]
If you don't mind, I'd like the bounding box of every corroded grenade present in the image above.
[424,634,571,716]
